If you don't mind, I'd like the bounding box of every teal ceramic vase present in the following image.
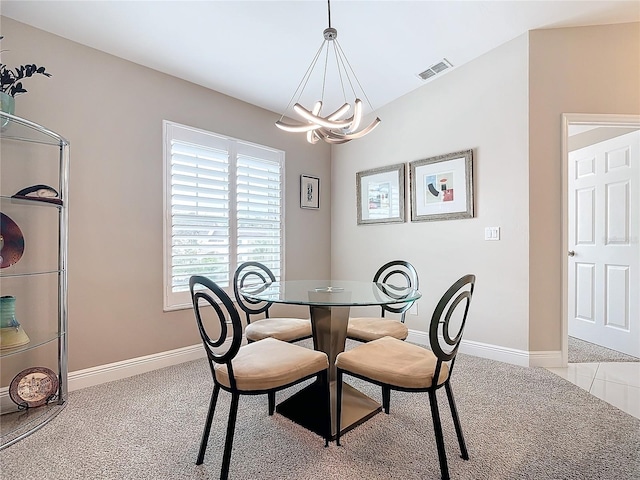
[0,296,20,328]
[0,295,30,349]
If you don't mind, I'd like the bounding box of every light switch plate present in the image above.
[484,227,500,240]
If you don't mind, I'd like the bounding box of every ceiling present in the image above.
[2,1,639,117]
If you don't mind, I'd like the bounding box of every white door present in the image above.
[568,130,639,357]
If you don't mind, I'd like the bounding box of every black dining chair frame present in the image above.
[233,261,313,342]
[373,260,420,322]
[336,274,475,480]
[347,260,420,344]
[190,275,331,480]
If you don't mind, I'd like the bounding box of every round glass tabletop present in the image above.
[239,280,421,307]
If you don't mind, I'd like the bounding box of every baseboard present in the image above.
[527,350,563,368]
[406,329,562,367]
[1,333,564,412]
[1,343,206,412]
[68,343,206,391]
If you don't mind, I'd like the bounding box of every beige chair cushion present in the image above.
[335,336,449,389]
[214,337,328,391]
[347,317,409,342]
[245,317,312,342]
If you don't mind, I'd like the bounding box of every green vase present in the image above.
[0,91,15,114]
[0,295,30,349]
[1,91,15,129]
[0,296,20,328]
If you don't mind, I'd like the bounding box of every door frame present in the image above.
[561,113,640,366]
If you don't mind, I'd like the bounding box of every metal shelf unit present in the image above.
[0,112,69,449]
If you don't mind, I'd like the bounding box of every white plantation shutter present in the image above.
[163,122,284,310]
[236,146,282,278]
[170,141,230,292]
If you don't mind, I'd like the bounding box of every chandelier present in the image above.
[275,0,381,145]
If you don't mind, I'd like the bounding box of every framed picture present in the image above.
[300,174,320,209]
[410,149,474,222]
[356,163,405,225]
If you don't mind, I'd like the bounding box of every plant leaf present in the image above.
[0,40,52,94]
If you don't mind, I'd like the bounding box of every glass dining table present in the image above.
[239,279,422,440]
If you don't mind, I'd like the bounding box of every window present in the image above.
[163,121,284,310]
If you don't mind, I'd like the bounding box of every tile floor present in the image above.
[546,362,640,420]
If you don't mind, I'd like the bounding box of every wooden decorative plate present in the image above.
[9,367,59,408]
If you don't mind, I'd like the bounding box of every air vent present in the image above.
[418,69,437,81]
[417,58,453,81]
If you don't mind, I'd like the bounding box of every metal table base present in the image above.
[277,379,381,439]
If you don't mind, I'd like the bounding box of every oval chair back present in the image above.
[336,273,475,480]
[428,274,475,388]
[190,275,243,390]
[374,260,419,321]
[190,275,330,479]
[233,261,277,324]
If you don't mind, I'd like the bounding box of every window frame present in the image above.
[162,120,286,311]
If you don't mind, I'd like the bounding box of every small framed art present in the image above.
[356,163,406,225]
[409,149,474,222]
[300,174,320,209]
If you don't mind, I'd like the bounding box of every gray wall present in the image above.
[332,22,640,362]
[331,34,531,353]
[2,15,638,373]
[528,22,640,353]
[0,17,332,373]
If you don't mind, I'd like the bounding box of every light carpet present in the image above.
[1,341,639,479]
[568,336,640,364]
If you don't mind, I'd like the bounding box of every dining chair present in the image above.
[190,275,330,480]
[233,261,313,343]
[335,274,475,480]
[347,260,419,342]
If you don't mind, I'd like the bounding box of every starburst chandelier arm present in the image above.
[316,128,352,144]
[312,101,323,116]
[307,130,321,144]
[293,103,353,129]
[326,103,351,120]
[275,120,323,133]
[349,98,363,132]
[326,116,381,140]
[277,100,347,134]
[277,40,327,122]
[305,102,324,142]
[303,101,359,133]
